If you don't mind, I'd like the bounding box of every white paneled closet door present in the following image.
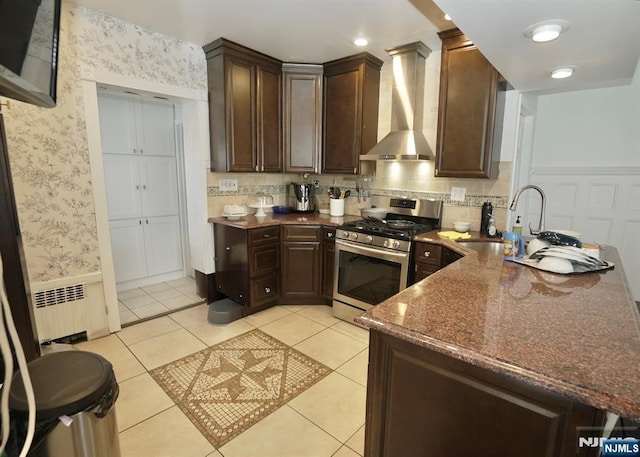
[103,155,142,220]
[99,91,185,287]
[139,156,179,217]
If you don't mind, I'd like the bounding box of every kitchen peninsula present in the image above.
[356,234,640,457]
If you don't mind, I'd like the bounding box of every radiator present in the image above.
[31,272,106,342]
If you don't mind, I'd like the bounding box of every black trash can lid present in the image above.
[9,351,114,419]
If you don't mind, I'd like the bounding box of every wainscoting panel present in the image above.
[530,167,640,300]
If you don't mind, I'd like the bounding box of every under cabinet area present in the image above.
[204,38,282,172]
[435,28,504,179]
[322,52,382,174]
[413,241,462,282]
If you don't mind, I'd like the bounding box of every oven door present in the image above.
[333,239,410,314]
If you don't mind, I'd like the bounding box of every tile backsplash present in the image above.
[208,160,513,232]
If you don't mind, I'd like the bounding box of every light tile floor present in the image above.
[118,277,205,326]
[75,304,370,457]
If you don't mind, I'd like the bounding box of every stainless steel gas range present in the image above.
[332,196,443,323]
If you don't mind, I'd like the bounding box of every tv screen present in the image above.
[0,0,61,108]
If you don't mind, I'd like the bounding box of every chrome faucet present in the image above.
[509,185,546,236]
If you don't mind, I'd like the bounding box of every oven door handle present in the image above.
[336,239,409,263]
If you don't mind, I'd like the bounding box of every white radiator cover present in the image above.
[32,272,108,342]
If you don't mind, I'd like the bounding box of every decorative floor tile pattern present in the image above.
[149,329,331,449]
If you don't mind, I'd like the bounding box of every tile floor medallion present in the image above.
[149,328,331,449]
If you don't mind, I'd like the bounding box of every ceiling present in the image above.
[69,0,640,94]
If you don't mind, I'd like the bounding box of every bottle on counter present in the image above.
[487,215,498,237]
[480,201,493,235]
[512,215,522,235]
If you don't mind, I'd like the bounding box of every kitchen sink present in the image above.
[456,241,504,256]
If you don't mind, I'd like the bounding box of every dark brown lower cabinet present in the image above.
[322,227,336,300]
[213,223,279,314]
[280,225,322,304]
[365,330,605,457]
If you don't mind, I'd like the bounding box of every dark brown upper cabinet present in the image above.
[435,29,504,179]
[204,38,283,172]
[322,53,382,175]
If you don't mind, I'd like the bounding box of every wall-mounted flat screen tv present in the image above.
[0,0,61,108]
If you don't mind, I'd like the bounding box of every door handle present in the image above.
[225,246,231,251]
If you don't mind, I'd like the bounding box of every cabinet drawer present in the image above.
[249,244,280,276]
[250,273,279,306]
[415,264,441,282]
[323,226,336,243]
[282,224,321,241]
[415,242,442,266]
[249,226,280,246]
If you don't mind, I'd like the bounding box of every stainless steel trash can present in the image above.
[8,351,121,457]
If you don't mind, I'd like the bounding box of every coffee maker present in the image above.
[288,182,316,213]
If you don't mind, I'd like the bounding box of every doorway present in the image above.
[97,89,201,325]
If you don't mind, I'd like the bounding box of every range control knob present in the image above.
[365,235,373,243]
[350,232,358,240]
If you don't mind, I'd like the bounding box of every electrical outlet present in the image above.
[313,179,320,188]
[219,178,238,192]
[450,186,466,202]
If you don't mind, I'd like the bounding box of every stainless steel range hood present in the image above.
[360,41,434,163]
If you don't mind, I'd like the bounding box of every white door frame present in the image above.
[81,67,212,333]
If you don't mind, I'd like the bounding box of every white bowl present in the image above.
[526,238,551,256]
[539,256,574,274]
[453,221,471,233]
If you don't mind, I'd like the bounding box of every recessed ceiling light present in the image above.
[444,13,452,21]
[523,20,570,43]
[550,67,575,79]
[354,38,369,47]
[532,24,562,42]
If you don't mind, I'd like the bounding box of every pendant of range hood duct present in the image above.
[360,41,434,162]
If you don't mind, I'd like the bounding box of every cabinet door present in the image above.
[256,64,282,172]
[436,29,501,178]
[143,215,183,276]
[214,224,249,305]
[103,154,142,220]
[138,155,179,217]
[226,55,256,172]
[323,68,360,174]
[109,218,147,283]
[281,242,321,299]
[283,68,322,173]
[137,100,176,157]
[322,239,335,299]
[98,94,138,155]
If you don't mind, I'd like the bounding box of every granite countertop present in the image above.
[209,212,362,229]
[356,232,640,421]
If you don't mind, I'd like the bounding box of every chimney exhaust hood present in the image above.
[360,41,434,163]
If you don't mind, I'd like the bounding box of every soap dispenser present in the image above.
[487,215,497,237]
[513,216,522,235]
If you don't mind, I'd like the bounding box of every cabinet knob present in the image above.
[139,220,142,225]
[264,234,270,238]
[140,149,144,154]
[225,246,231,251]
[327,233,333,238]
[264,287,271,294]
[136,185,139,190]
[424,251,431,257]
[142,185,146,190]
[133,148,137,154]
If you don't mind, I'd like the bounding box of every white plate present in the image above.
[221,212,247,220]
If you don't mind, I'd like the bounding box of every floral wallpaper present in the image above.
[2,3,206,282]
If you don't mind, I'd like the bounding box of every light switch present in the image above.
[450,186,466,202]
[219,178,238,192]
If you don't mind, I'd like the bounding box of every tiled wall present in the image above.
[207,159,512,232]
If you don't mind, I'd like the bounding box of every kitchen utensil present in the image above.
[330,198,345,216]
[328,187,335,199]
[334,187,341,198]
[538,256,574,274]
[385,220,416,229]
[288,182,315,212]
[536,231,582,248]
[526,238,551,256]
[360,207,388,220]
[343,189,351,199]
